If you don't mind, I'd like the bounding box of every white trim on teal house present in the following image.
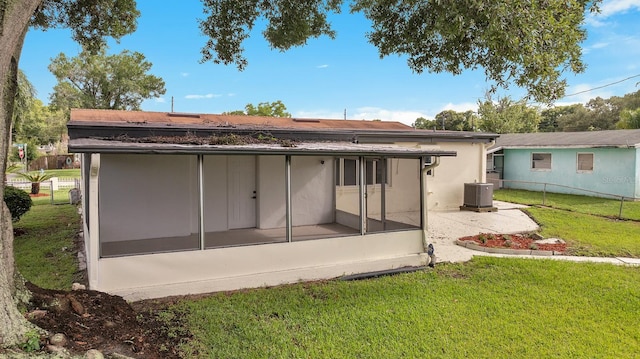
[487,130,640,199]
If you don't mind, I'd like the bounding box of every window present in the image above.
[531,153,551,170]
[336,158,389,186]
[577,153,594,172]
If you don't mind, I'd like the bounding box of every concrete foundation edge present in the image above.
[113,254,428,301]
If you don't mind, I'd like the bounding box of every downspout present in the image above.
[421,156,440,266]
[480,140,496,182]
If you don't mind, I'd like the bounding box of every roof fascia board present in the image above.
[68,141,457,158]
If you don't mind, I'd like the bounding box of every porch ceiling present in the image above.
[68,138,457,157]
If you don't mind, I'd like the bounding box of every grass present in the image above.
[34,168,80,179]
[526,207,640,257]
[168,257,640,358]
[494,188,640,221]
[13,202,81,290]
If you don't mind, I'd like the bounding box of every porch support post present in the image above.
[380,158,387,231]
[88,153,101,289]
[198,155,205,250]
[359,156,366,235]
[285,155,292,242]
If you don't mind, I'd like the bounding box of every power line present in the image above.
[563,73,640,98]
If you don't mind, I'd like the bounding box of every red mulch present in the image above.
[458,233,567,252]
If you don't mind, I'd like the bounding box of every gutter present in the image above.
[421,157,440,266]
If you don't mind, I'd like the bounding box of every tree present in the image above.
[617,108,640,129]
[477,95,541,134]
[0,0,604,347]
[412,116,437,130]
[14,99,67,145]
[202,0,598,104]
[1,0,139,346]
[224,101,292,117]
[49,47,166,113]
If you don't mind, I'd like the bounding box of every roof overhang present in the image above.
[69,138,457,158]
[67,122,498,145]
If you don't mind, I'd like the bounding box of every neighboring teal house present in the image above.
[487,130,640,199]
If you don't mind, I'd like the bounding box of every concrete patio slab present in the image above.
[428,201,640,267]
[427,201,539,263]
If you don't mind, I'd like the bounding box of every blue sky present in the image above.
[19,0,640,126]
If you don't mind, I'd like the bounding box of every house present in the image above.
[68,109,497,300]
[487,130,640,199]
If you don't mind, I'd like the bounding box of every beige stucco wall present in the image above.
[424,142,487,211]
[99,154,199,242]
[97,230,426,300]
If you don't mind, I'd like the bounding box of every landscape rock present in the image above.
[84,349,104,359]
[534,237,566,245]
[72,283,86,291]
[49,333,68,347]
[68,296,85,315]
[26,309,48,320]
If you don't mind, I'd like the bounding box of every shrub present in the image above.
[4,186,33,221]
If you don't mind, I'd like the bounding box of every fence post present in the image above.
[542,183,547,205]
[619,196,625,219]
[50,180,54,205]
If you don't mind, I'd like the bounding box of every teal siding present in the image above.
[503,148,638,198]
[636,148,640,198]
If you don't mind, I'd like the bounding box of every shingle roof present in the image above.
[490,130,640,151]
[69,108,412,130]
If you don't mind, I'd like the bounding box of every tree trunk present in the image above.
[30,182,39,195]
[0,0,46,347]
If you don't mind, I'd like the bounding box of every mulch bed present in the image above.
[25,282,189,358]
[458,233,567,252]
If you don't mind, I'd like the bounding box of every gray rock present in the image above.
[84,349,104,359]
[72,283,86,291]
[534,237,566,245]
[49,333,67,347]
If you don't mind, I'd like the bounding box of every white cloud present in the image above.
[586,0,640,26]
[438,102,478,114]
[155,97,166,103]
[599,0,640,18]
[185,93,221,99]
[180,72,189,77]
[316,64,329,69]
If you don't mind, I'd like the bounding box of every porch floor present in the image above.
[101,222,361,257]
[101,217,420,258]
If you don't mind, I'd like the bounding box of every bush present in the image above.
[4,186,33,221]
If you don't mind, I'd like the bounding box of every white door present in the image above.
[228,156,257,229]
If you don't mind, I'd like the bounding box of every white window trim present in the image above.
[531,152,552,171]
[576,152,594,173]
[336,158,392,187]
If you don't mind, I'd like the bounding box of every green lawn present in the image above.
[10,186,640,358]
[13,202,81,290]
[168,257,640,358]
[526,207,640,257]
[41,168,81,179]
[494,188,640,221]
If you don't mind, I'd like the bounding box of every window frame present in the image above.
[576,152,594,173]
[336,157,391,187]
[531,152,552,171]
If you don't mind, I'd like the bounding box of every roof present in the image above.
[67,109,497,156]
[488,129,640,153]
[69,108,412,130]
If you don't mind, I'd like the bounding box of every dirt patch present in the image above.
[24,283,189,358]
[458,233,567,252]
